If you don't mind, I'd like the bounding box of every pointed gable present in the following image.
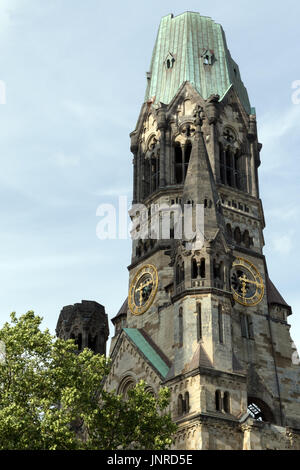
[182,105,225,242]
[123,328,171,379]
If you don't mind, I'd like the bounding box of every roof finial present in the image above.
[193,104,204,134]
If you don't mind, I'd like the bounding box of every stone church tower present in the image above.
[56,300,109,355]
[105,12,300,450]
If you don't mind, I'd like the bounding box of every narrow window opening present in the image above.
[234,227,242,245]
[223,392,230,413]
[178,394,183,415]
[179,307,183,347]
[192,259,198,279]
[197,303,202,341]
[218,305,224,344]
[215,390,222,411]
[175,144,183,184]
[184,392,190,413]
[200,258,206,278]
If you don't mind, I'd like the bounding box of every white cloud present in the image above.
[260,104,300,144]
[271,232,294,255]
[259,105,300,171]
[93,187,131,197]
[53,151,80,168]
[0,0,22,35]
[267,205,299,221]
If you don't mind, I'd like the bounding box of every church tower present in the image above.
[107,12,300,450]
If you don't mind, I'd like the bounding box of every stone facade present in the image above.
[56,300,109,355]
[107,12,300,450]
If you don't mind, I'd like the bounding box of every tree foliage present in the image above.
[0,311,177,450]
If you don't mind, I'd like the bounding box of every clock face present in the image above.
[231,257,264,307]
[128,264,158,315]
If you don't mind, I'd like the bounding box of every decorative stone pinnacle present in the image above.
[193,105,204,133]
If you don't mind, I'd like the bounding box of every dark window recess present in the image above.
[219,144,244,190]
[234,227,242,245]
[223,392,230,413]
[215,390,222,411]
[175,144,183,183]
[192,258,198,279]
[200,258,206,278]
[178,392,190,416]
[218,305,224,344]
[197,303,202,341]
[226,223,232,239]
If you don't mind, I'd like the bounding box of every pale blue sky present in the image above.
[0,0,299,350]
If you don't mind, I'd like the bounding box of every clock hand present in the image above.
[239,275,261,287]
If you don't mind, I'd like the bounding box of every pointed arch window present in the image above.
[226,223,232,239]
[175,143,183,184]
[234,227,242,245]
[219,144,243,190]
[192,258,198,279]
[143,157,151,198]
[150,153,160,193]
[200,258,206,278]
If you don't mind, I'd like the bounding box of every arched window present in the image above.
[215,390,222,411]
[213,260,221,279]
[150,153,160,193]
[118,376,136,400]
[234,227,242,245]
[178,308,183,347]
[88,334,97,352]
[180,262,185,283]
[184,392,190,414]
[200,258,206,278]
[219,145,242,189]
[192,258,198,279]
[226,223,232,239]
[223,392,230,413]
[178,394,183,416]
[175,143,183,184]
[176,263,180,285]
[144,157,150,198]
[243,230,251,248]
[247,397,275,423]
[219,144,226,184]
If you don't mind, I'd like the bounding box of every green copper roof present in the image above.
[123,328,169,379]
[145,12,252,114]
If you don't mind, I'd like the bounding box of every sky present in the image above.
[0,0,299,351]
